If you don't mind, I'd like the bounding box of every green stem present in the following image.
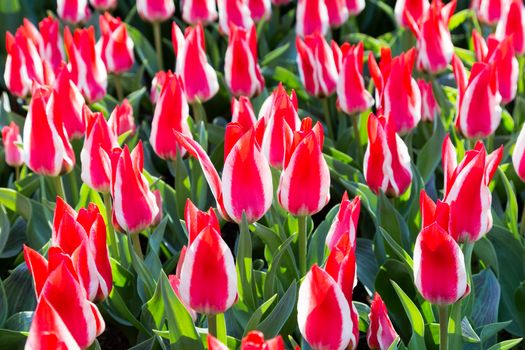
[131,233,144,260]
[462,241,475,312]
[298,215,308,277]
[114,74,124,101]
[208,313,217,337]
[191,101,207,125]
[439,305,449,350]
[103,193,119,260]
[15,166,20,182]
[153,21,164,70]
[520,203,525,236]
[52,176,65,201]
[352,114,362,163]
[322,98,334,140]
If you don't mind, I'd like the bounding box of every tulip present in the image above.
[185,199,220,243]
[249,0,271,22]
[225,24,264,97]
[369,48,421,134]
[496,0,525,55]
[108,99,136,136]
[472,31,518,104]
[217,0,253,35]
[90,0,117,11]
[513,123,525,182]
[4,32,31,97]
[296,0,329,37]
[137,0,175,22]
[296,33,339,98]
[57,0,91,24]
[475,0,502,24]
[2,122,23,168]
[297,265,352,350]
[346,0,365,15]
[150,70,169,103]
[336,42,374,116]
[64,27,108,102]
[327,0,349,28]
[418,79,440,122]
[278,118,330,216]
[21,18,43,54]
[181,0,217,24]
[404,0,456,73]
[172,23,219,103]
[208,335,229,350]
[241,331,286,349]
[39,16,64,73]
[150,72,192,160]
[231,96,257,130]
[364,113,412,197]
[442,136,502,242]
[325,234,357,308]
[452,55,502,138]
[110,142,160,234]
[325,192,361,251]
[395,0,429,27]
[98,13,135,74]
[367,293,399,350]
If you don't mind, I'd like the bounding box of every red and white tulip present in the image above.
[296,0,329,37]
[2,122,23,168]
[98,12,135,74]
[367,293,399,350]
[137,0,175,22]
[496,0,525,55]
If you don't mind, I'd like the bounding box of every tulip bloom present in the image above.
[325,234,357,306]
[39,16,64,73]
[367,293,398,350]
[90,0,117,11]
[296,33,339,98]
[225,24,264,97]
[249,0,271,22]
[108,99,136,136]
[475,0,502,24]
[452,55,501,138]
[278,118,330,216]
[418,79,440,122]
[98,13,135,74]
[364,113,412,197]
[110,143,160,234]
[64,27,108,102]
[346,0,365,15]
[327,0,349,28]
[335,42,374,115]
[57,0,91,23]
[2,122,23,168]
[181,0,217,24]
[150,70,169,103]
[496,0,525,55]
[369,48,421,133]
[172,23,219,103]
[296,0,329,37]
[325,192,361,251]
[395,0,429,27]
[297,265,352,350]
[241,331,286,349]
[185,199,220,243]
[208,336,229,350]
[442,136,502,242]
[513,123,525,182]
[405,0,456,73]
[231,96,257,130]
[217,0,253,35]
[137,0,175,22]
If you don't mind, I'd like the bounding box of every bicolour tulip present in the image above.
[395,0,429,27]
[250,0,271,22]
[137,0,175,22]
[150,70,168,103]
[325,234,357,306]
[298,264,352,350]
[231,96,257,130]
[179,225,237,314]
[474,0,502,24]
[367,293,398,350]
[225,24,265,97]
[57,0,91,24]
[496,0,525,55]
[110,142,160,234]
[90,0,117,11]
[4,31,32,97]
[418,79,440,122]
[64,27,108,102]
[325,192,361,251]
[278,118,330,216]
[208,335,229,350]
[364,113,412,197]
[184,199,220,244]
[442,136,502,242]
[98,13,135,74]
[513,122,525,182]
[452,55,501,138]
[327,0,349,28]
[296,0,329,37]
[335,42,374,115]
[150,72,192,160]
[346,0,365,15]
[169,244,197,320]
[2,122,23,168]
[108,99,136,136]
[172,23,219,103]
[296,33,338,98]
[39,16,63,73]
[217,0,253,35]
[20,18,44,55]
[369,48,421,133]
[404,0,456,73]
[181,0,217,24]
[473,31,518,104]
[241,331,286,350]
[81,107,118,192]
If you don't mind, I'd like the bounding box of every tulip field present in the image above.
[3,0,525,349]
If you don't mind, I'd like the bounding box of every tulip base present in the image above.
[439,305,449,350]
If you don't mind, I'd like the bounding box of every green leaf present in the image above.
[496,168,519,238]
[356,238,379,293]
[127,25,159,75]
[257,280,297,338]
[448,9,473,31]
[461,317,480,343]
[4,263,36,315]
[378,228,413,269]
[480,321,513,343]
[263,234,295,301]
[377,193,411,253]
[0,329,27,348]
[391,281,425,350]
[243,294,277,335]
[416,120,445,183]
[237,214,256,310]
[127,236,156,302]
[0,0,20,13]
[104,288,150,334]
[0,278,7,328]
[487,338,523,350]
[472,269,500,329]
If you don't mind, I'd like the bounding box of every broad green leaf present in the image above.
[391,281,425,350]
[257,280,297,338]
[236,214,256,310]
[243,294,277,335]
[264,234,295,300]
[461,317,480,343]
[487,338,523,350]
[378,228,413,269]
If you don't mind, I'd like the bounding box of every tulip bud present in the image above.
[346,0,365,15]
[57,0,91,24]
[249,0,271,22]
[181,0,217,24]
[218,0,253,35]
[367,293,398,350]
[475,0,502,24]
[137,0,175,22]
[2,122,23,168]
[39,16,64,73]
[325,234,357,309]
[327,0,349,28]
[98,13,135,74]
[184,199,220,244]
[108,99,136,136]
[418,79,440,122]
[296,33,339,98]
[4,32,31,97]
[395,0,429,27]
[496,0,525,54]
[90,0,117,11]
[296,0,329,37]
[64,27,108,102]
[278,118,330,216]
[172,23,219,103]
[225,24,264,97]
[231,96,257,130]
[325,192,361,251]
[241,331,286,350]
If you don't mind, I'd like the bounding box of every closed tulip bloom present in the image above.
[452,56,501,138]
[184,199,220,243]
[111,142,160,234]
[325,192,361,251]
[39,16,64,73]
[64,27,108,102]
[172,23,219,103]
[296,33,339,98]
[325,234,358,310]
[442,136,502,242]
[2,122,23,168]
[367,293,398,350]
[241,331,286,350]
[513,122,525,182]
[137,0,175,22]
[418,79,440,122]
[327,0,349,28]
[496,0,525,54]
[90,0,117,11]
[298,264,352,350]
[346,0,365,15]
[278,118,330,216]
[108,99,136,136]
[336,42,374,115]
[225,24,264,97]
[296,0,329,37]
[364,113,412,197]
[395,0,429,27]
[217,0,253,35]
[249,0,271,22]
[475,0,502,24]
[150,70,168,103]
[231,96,257,130]
[57,0,91,24]
[181,0,217,24]
[98,13,134,74]
[4,32,31,97]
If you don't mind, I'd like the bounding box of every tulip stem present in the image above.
[15,166,20,182]
[103,192,120,260]
[52,176,66,201]
[322,98,334,140]
[352,114,362,162]
[208,313,217,337]
[131,233,144,260]
[520,204,525,236]
[298,215,308,277]
[462,241,475,314]
[153,21,164,70]
[438,305,449,350]
[191,101,207,126]
[114,74,124,101]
